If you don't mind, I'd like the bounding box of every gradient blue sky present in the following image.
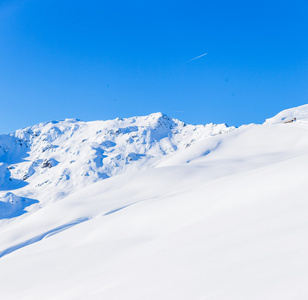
[0,0,307,133]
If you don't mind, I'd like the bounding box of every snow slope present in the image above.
[265,103,308,124]
[0,106,308,299]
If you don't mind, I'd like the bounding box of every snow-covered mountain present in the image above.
[1,105,308,300]
[0,113,233,209]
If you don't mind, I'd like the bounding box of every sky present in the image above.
[0,0,307,133]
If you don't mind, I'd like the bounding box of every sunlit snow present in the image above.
[0,106,308,299]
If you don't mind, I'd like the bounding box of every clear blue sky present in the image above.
[0,0,307,133]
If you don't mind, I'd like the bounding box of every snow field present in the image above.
[1,105,308,299]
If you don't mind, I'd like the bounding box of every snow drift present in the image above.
[0,105,308,299]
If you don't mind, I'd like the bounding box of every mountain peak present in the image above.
[0,113,233,204]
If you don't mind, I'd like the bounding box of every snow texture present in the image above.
[0,106,308,299]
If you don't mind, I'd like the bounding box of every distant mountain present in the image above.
[0,113,233,206]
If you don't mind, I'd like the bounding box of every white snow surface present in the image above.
[265,103,308,124]
[0,106,308,299]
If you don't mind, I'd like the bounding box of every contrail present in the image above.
[187,52,207,62]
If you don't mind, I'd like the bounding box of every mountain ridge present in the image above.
[0,112,234,210]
